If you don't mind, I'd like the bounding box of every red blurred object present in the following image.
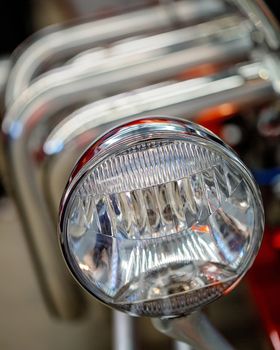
[196,103,237,136]
[196,110,280,350]
[247,228,280,350]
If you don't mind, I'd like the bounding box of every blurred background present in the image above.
[0,1,280,349]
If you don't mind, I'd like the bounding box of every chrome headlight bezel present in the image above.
[59,116,264,318]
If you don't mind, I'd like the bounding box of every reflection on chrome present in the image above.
[44,61,269,155]
[6,0,227,105]
[60,118,264,318]
[63,15,250,74]
[2,0,277,323]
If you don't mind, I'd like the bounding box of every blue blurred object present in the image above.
[252,167,280,186]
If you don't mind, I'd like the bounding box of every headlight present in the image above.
[59,117,264,318]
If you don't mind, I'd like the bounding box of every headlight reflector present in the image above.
[59,117,264,317]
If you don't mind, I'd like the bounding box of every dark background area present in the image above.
[0,1,33,54]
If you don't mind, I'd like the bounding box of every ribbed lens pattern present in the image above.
[66,140,256,316]
[79,141,221,195]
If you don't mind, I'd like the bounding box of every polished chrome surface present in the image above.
[44,60,272,155]
[59,117,264,317]
[2,10,256,318]
[4,14,253,132]
[5,0,227,106]
[113,310,135,350]
[43,60,274,215]
[230,0,280,49]
[153,311,234,350]
[1,0,279,324]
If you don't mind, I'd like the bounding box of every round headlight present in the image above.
[59,117,264,318]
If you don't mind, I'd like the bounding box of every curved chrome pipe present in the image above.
[153,312,234,350]
[5,0,227,106]
[42,61,275,215]
[229,0,280,49]
[5,0,280,107]
[4,14,251,119]
[3,12,250,319]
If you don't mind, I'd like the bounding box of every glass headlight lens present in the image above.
[59,117,264,318]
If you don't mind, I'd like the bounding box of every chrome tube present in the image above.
[2,13,255,318]
[4,14,252,122]
[229,0,280,49]
[113,312,135,350]
[5,0,227,106]
[153,312,234,350]
[174,341,192,350]
[2,0,280,325]
[42,61,275,213]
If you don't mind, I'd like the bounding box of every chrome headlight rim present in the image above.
[59,116,264,317]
